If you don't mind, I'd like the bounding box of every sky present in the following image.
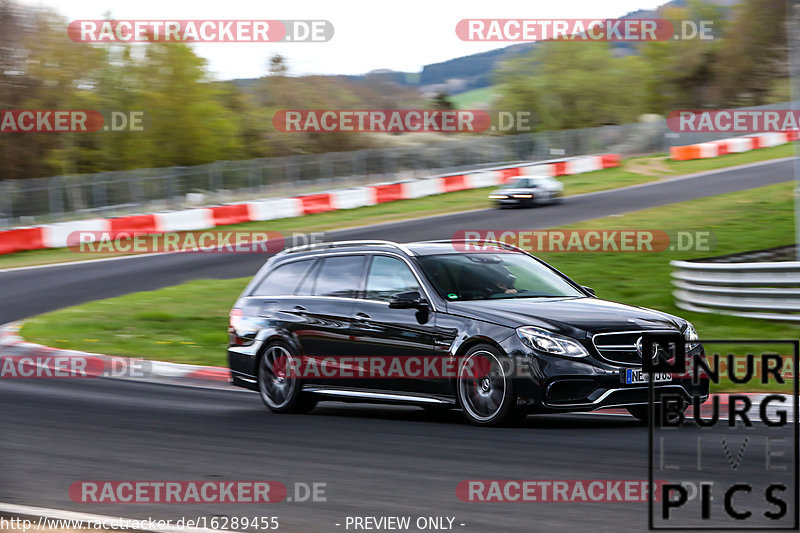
[18,0,669,80]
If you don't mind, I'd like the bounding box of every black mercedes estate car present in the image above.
[228,240,708,426]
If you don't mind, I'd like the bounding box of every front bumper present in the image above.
[499,334,710,413]
[493,196,536,207]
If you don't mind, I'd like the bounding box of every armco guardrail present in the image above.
[670,259,800,322]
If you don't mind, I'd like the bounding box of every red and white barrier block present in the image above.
[518,154,619,179]
[247,198,303,221]
[0,153,621,256]
[155,209,215,233]
[670,130,799,161]
[43,219,111,249]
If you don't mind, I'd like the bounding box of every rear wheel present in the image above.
[456,344,524,426]
[257,342,317,414]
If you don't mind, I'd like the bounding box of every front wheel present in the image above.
[456,345,524,426]
[257,342,317,414]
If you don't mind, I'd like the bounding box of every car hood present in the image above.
[446,297,685,337]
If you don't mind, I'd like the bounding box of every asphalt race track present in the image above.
[1,157,797,532]
[1,379,795,532]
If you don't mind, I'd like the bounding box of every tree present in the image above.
[269,54,288,77]
[0,1,41,180]
[432,91,454,110]
[494,41,647,131]
[133,41,241,167]
[639,2,725,112]
[712,0,787,105]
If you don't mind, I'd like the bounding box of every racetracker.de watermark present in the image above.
[259,354,529,380]
[0,353,149,379]
[69,480,327,504]
[451,230,715,253]
[668,109,800,133]
[247,354,714,381]
[68,20,333,42]
[70,481,285,503]
[456,480,665,502]
[272,110,569,133]
[0,110,145,133]
[455,19,715,42]
[273,110,492,133]
[68,231,324,254]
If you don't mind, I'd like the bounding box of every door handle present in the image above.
[354,312,371,321]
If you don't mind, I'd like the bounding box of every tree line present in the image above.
[0,0,791,180]
[0,2,423,180]
[494,0,790,131]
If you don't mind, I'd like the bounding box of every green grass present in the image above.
[534,181,798,392]
[1,143,795,271]
[450,87,499,109]
[21,181,799,392]
[23,278,248,366]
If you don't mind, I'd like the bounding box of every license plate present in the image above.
[622,369,672,384]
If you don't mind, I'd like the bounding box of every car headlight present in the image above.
[683,322,700,350]
[517,326,588,357]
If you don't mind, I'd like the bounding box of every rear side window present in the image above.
[251,259,313,296]
[313,255,366,298]
[365,256,421,301]
[295,260,320,296]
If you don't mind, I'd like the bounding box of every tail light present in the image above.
[229,308,243,334]
[228,308,251,346]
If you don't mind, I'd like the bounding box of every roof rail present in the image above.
[425,239,529,255]
[278,240,415,256]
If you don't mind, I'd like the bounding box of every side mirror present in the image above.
[388,290,427,309]
[582,286,596,297]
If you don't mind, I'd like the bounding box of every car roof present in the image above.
[404,242,517,256]
[275,240,521,259]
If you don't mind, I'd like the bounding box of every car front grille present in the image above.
[591,330,678,366]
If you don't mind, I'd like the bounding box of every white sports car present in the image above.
[488,175,564,208]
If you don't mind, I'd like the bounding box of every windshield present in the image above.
[507,178,536,188]
[416,253,585,301]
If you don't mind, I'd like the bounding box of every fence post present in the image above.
[0,180,13,223]
[91,173,105,211]
[129,173,144,213]
[165,168,177,208]
[48,176,64,221]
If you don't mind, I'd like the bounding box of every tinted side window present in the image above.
[251,260,313,296]
[365,256,421,301]
[313,256,366,298]
[295,260,320,296]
